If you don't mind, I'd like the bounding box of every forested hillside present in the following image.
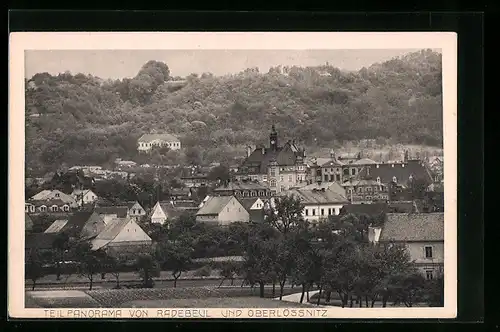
[25,49,443,175]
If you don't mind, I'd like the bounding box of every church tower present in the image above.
[269,124,278,151]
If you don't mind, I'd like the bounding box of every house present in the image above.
[137,133,181,152]
[90,217,152,259]
[342,179,389,204]
[29,190,78,208]
[180,174,213,188]
[369,213,444,280]
[307,150,378,185]
[25,199,72,214]
[71,189,98,207]
[213,180,272,198]
[237,197,266,211]
[54,211,106,240]
[356,159,434,192]
[149,201,196,225]
[170,187,193,201]
[94,206,129,224]
[235,125,308,193]
[126,201,147,219]
[44,219,69,234]
[25,213,34,233]
[279,181,349,225]
[196,196,250,225]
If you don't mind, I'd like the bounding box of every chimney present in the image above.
[368,226,382,244]
[261,147,265,155]
[247,146,252,157]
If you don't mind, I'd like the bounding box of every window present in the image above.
[351,169,356,175]
[328,208,332,215]
[392,176,397,183]
[358,187,363,193]
[367,187,372,192]
[251,191,256,197]
[288,175,292,182]
[270,180,276,187]
[321,208,324,216]
[376,177,381,183]
[335,174,341,181]
[238,208,241,212]
[40,205,47,212]
[51,205,58,212]
[30,205,35,212]
[366,196,372,200]
[55,193,60,198]
[335,208,339,215]
[312,209,316,216]
[305,209,309,216]
[324,175,328,182]
[270,167,276,176]
[280,176,284,182]
[343,169,349,176]
[425,246,433,259]
[25,205,29,212]
[425,270,434,280]
[280,186,285,192]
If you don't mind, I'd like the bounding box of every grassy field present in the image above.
[25,287,303,308]
[121,297,312,308]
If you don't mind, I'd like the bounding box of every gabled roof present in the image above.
[29,199,68,206]
[31,190,52,200]
[237,197,261,211]
[94,206,129,218]
[352,158,377,165]
[379,213,444,242]
[197,196,234,216]
[138,133,180,143]
[92,217,150,250]
[126,201,144,210]
[59,211,101,238]
[44,219,69,233]
[282,183,349,205]
[25,213,34,231]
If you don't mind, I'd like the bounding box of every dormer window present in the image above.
[376,177,381,183]
[55,193,60,198]
[392,176,397,183]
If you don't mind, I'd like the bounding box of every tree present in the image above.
[26,249,46,290]
[218,261,240,287]
[74,241,105,291]
[135,253,160,288]
[265,195,306,235]
[424,271,444,307]
[102,254,127,289]
[155,238,193,287]
[207,165,230,183]
[52,232,71,280]
[389,272,426,307]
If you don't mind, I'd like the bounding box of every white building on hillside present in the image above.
[137,133,181,152]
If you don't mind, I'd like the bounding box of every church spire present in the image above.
[270,124,278,150]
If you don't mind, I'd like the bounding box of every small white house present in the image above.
[137,133,181,152]
[196,196,250,225]
[71,189,98,207]
[127,201,147,219]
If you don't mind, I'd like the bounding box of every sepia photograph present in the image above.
[9,32,457,319]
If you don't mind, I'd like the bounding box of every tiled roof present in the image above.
[388,201,415,213]
[342,179,384,187]
[60,211,103,238]
[44,219,69,233]
[94,206,129,218]
[340,203,389,215]
[31,190,52,200]
[237,197,260,211]
[197,196,233,216]
[138,133,180,143]
[353,158,377,165]
[126,201,144,210]
[29,199,69,206]
[379,213,444,242]
[25,233,59,250]
[91,218,130,250]
[282,182,349,205]
[240,141,304,174]
[357,160,434,186]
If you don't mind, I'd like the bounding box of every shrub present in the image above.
[193,265,212,277]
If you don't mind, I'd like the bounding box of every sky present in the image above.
[25,49,425,80]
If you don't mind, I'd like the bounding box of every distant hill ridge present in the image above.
[25,49,443,173]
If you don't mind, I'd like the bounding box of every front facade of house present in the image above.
[213,180,272,198]
[127,201,147,219]
[196,196,250,225]
[30,189,78,208]
[25,199,72,214]
[137,133,181,152]
[371,212,445,280]
[279,182,349,225]
[342,179,389,204]
[91,218,152,256]
[235,125,308,194]
[71,189,98,207]
[150,201,170,224]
